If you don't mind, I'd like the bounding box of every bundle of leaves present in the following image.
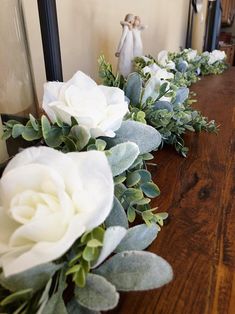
[99,56,217,156]
[0,114,173,313]
[3,115,165,226]
[0,221,172,313]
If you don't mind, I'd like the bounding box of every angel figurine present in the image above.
[133,16,147,58]
[115,14,135,77]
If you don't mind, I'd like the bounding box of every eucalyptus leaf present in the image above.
[12,124,25,138]
[94,251,173,291]
[125,72,142,105]
[75,273,119,311]
[141,182,160,198]
[107,142,139,176]
[104,121,162,154]
[44,127,63,147]
[22,125,41,141]
[67,299,100,314]
[0,262,62,293]
[115,224,159,252]
[92,226,127,269]
[105,197,129,229]
[70,125,90,150]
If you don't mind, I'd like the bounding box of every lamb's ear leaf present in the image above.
[115,223,159,252]
[107,142,139,176]
[105,197,129,229]
[94,251,173,291]
[92,226,127,269]
[74,273,119,311]
[104,121,162,154]
[67,299,100,314]
[124,72,142,106]
[0,263,63,293]
[173,87,189,105]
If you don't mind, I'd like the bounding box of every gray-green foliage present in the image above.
[67,299,100,314]
[0,262,62,293]
[74,274,119,311]
[105,197,129,229]
[94,251,173,291]
[104,120,162,154]
[107,142,139,176]
[98,55,219,157]
[125,72,142,105]
[92,227,127,268]
[115,224,159,252]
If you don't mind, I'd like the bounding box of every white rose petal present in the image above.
[208,50,226,64]
[42,71,129,138]
[0,147,114,277]
[157,51,175,70]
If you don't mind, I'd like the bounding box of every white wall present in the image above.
[22,0,189,105]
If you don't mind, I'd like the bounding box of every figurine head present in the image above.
[124,13,135,24]
[134,16,141,27]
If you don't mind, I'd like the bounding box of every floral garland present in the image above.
[0,72,171,314]
[99,48,227,156]
[0,48,227,313]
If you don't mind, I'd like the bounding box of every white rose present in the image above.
[0,146,114,277]
[208,50,226,65]
[185,49,198,61]
[143,64,174,81]
[42,71,129,138]
[157,51,175,70]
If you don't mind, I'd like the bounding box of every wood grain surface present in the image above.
[109,68,235,314]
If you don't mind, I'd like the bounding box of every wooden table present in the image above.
[110,68,235,314]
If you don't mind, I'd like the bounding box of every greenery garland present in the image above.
[0,48,227,313]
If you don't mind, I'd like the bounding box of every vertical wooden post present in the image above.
[37,0,63,81]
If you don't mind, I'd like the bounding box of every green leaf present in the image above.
[29,114,39,131]
[22,125,41,141]
[0,262,62,293]
[126,171,141,187]
[92,227,127,269]
[125,72,142,106]
[74,273,119,311]
[95,139,106,151]
[138,169,152,184]
[123,188,143,202]
[82,247,99,262]
[41,115,51,138]
[115,224,159,252]
[44,127,63,147]
[74,268,86,288]
[107,142,139,176]
[127,206,136,223]
[12,124,25,138]
[141,182,160,198]
[0,289,32,306]
[94,251,173,291]
[105,197,129,229]
[104,121,162,154]
[87,239,103,248]
[70,125,90,150]
[2,129,12,140]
